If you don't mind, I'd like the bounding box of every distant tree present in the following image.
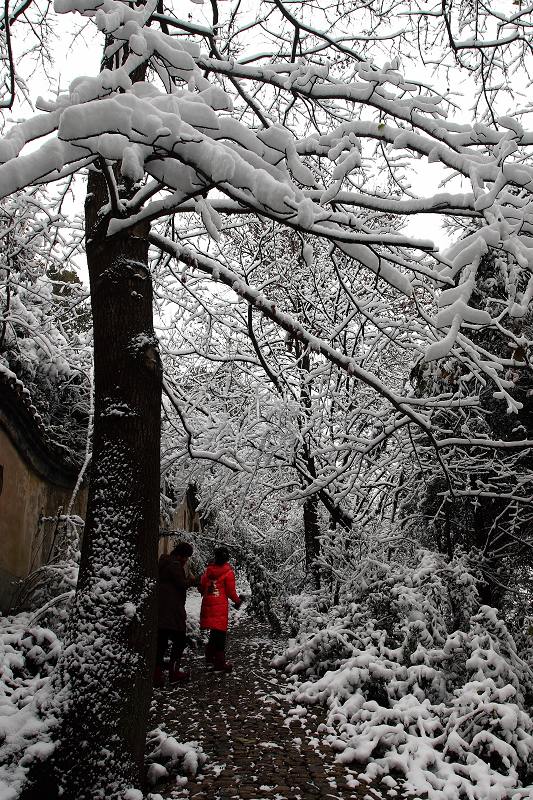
[405,249,533,604]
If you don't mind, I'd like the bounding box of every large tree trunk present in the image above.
[21,166,162,799]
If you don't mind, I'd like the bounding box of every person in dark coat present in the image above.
[199,546,243,672]
[154,540,195,688]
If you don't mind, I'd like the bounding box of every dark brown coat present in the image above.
[157,554,189,631]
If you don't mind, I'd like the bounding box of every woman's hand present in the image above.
[234,593,247,610]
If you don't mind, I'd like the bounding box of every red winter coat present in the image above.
[199,563,240,632]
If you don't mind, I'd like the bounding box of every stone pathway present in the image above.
[150,621,395,800]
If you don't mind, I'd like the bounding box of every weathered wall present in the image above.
[0,427,87,610]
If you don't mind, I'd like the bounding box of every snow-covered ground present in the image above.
[185,590,202,626]
[0,589,217,800]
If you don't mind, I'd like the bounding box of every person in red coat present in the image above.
[200,546,243,672]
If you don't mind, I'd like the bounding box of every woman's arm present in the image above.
[184,563,200,589]
[166,560,188,593]
[224,568,240,604]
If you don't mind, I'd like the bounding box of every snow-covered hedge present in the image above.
[273,550,533,800]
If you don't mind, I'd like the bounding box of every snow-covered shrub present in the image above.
[0,615,61,798]
[12,557,80,638]
[145,727,206,788]
[28,559,78,608]
[242,550,282,633]
[273,550,533,800]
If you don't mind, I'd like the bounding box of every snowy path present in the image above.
[150,617,393,800]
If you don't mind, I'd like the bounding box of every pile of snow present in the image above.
[145,727,206,787]
[185,591,203,647]
[273,550,533,800]
[0,615,60,799]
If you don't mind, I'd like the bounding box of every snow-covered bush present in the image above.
[273,550,533,800]
[15,558,79,607]
[145,728,206,788]
[11,555,81,639]
[241,550,282,634]
[0,615,61,798]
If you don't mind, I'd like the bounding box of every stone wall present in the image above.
[0,367,88,611]
[0,429,89,611]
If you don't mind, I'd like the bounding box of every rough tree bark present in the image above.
[20,165,162,799]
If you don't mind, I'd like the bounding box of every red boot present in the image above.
[153,665,165,689]
[213,651,233,672]
[169,661,189,684]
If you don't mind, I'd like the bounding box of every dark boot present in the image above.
[153,664,165,689]
[213,651,233,672]
[205,643,216,665]
[169,659,189,684]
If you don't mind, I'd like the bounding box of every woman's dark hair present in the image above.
[172,541,193,558]
[213,546,230,565]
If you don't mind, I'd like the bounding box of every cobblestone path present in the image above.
[151,621,395,800]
